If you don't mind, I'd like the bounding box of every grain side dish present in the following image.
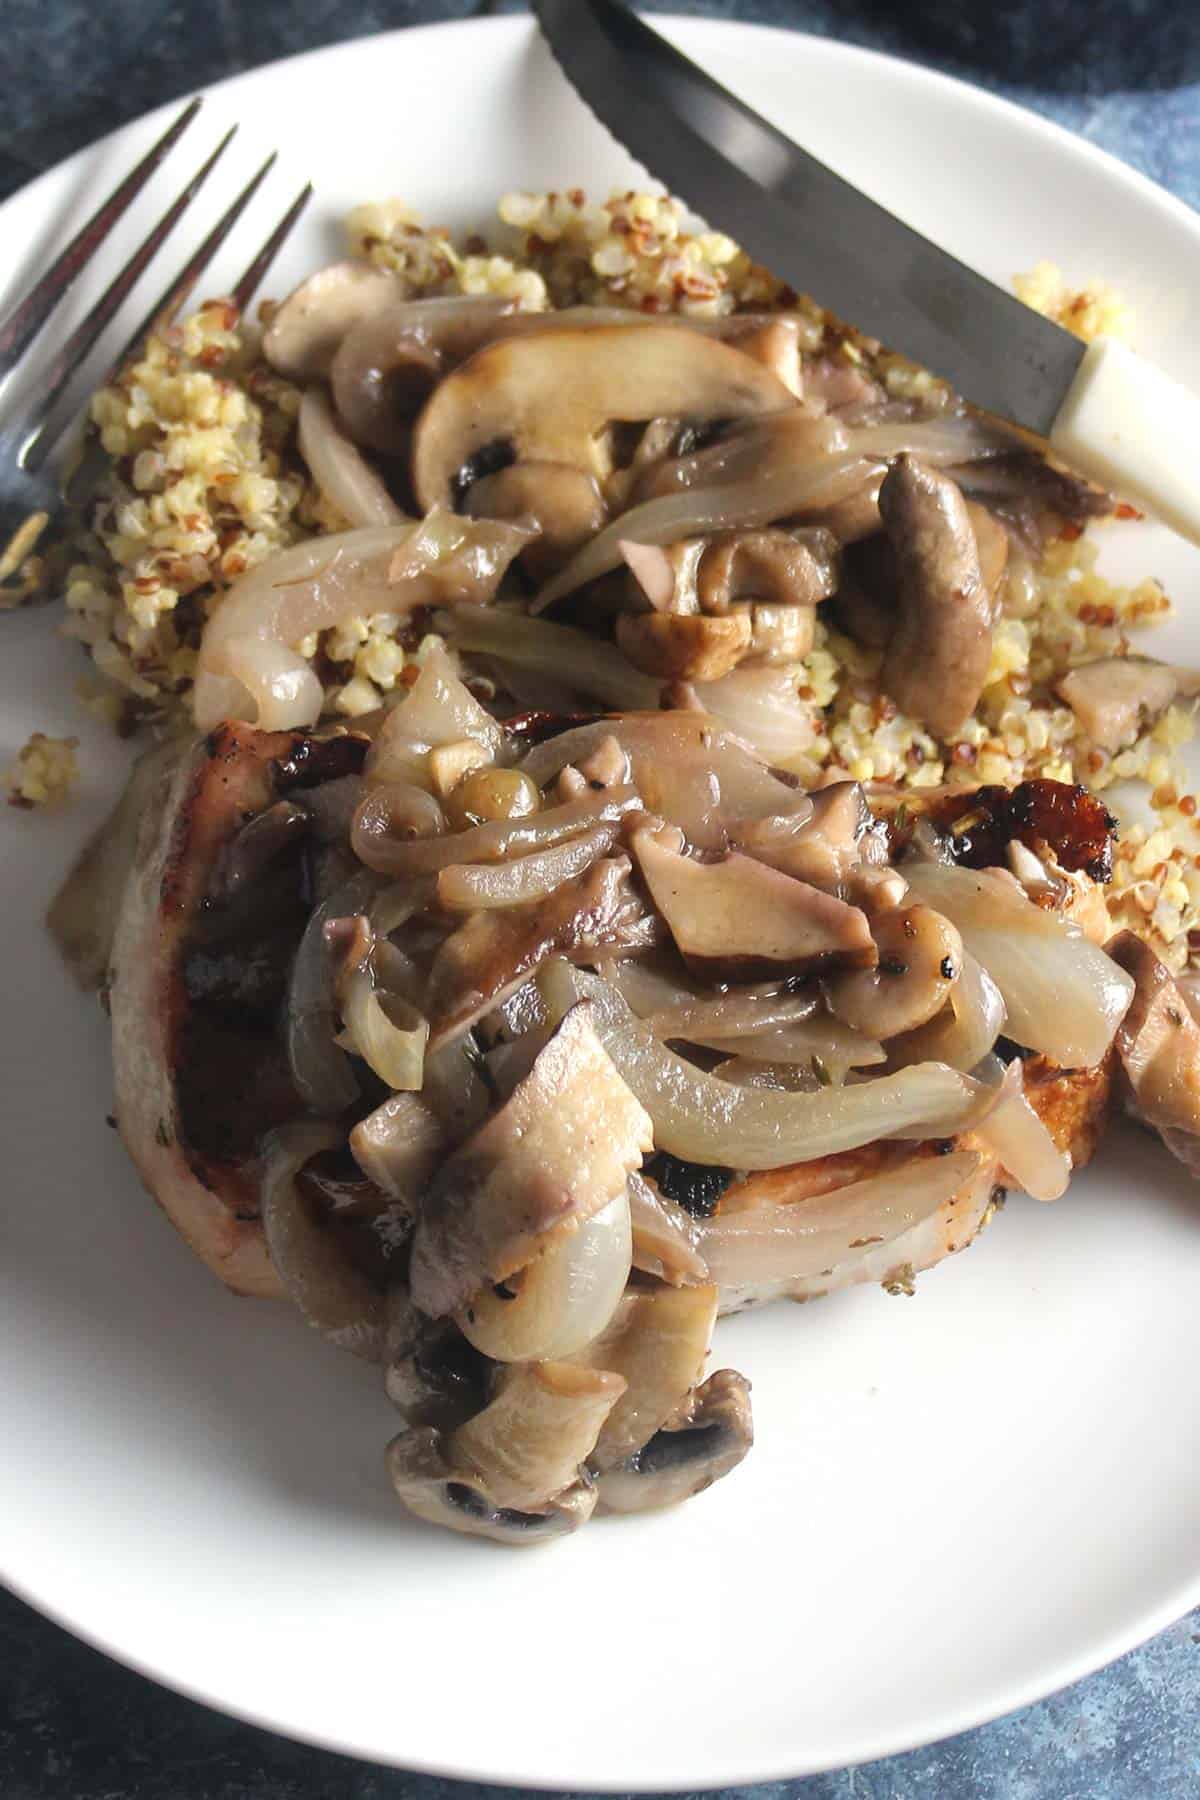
[35,190,1200,1543]
[19,196,1200,972]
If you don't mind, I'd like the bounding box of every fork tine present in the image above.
[60,165,311,512]
[0,97,202,383]
[18,128,240,473]
[230,182,314,316]
[97,151,283,389]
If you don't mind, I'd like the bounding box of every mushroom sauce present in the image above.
[39,192,1200,1543]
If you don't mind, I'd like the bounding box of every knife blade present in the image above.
[532,0,1200,543]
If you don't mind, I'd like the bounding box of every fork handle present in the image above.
[1049,338,1200,545]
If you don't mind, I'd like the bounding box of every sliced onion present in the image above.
[847,416,1016,466]
[336,920,429,1091]
[604,957,699,1018]
[534,452,880,609]
[973,1067,1070,1202]
[365,642,506,786]
[647,988,817,1039]
[695,1017,885,1075]
[194,515,529,731]
[442,604,662,710]
[355,784,639,878]
[889,952,1006,1073]
[437,824,618,911]
[712,1058,823,1091]
[482,1020,554,1102]
[450,1362,626,1514]
[538,961,975,1169]
[904,860,1133,1068]
[579,1281,719,1470]
[628,1171,710,1286]
[421,1035,491,1142]
[692,666,818,774]
[456,1189,633,1363]
[286,868,377,1115]
[297,386,406,527]
[352,783,446,871]
[519,711,807,851]
[646,991,881,1079]
[696,1148,980,1293]
[259,1120,384,1361]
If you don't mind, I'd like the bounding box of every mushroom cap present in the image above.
[631,828,875,980]
[616,610,753,682]
[595,1368,753,1513]
[1056,656,1182,754]
[262,260,406,380]
[386,1428,598,1545]
[410,325,795,513]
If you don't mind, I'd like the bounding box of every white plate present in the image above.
[3,16,1200,1789]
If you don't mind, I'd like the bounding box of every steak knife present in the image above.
[532,0,1200,544]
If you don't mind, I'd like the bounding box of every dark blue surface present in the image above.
[2,2,1199,1794]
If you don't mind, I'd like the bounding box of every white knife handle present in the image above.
[1049,338,1200,546]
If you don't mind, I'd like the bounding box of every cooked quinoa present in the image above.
[6,732,79,808]
[1013,260,1135,345]
[22,192,1200,964]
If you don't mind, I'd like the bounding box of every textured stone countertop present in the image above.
[2,2,1199,1794]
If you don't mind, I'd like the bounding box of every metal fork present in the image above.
[0,97,312,600]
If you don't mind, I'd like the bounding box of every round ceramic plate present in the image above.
[3,16,1200,1788]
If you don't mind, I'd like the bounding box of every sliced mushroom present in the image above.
[966,501,1009,601]
[423,852,654,1047]
[730,780,870,893]
[329,295,520,453]
[386,1424,598,1545]
[619,538,705,614]
[1109,930,1200,1140]
[741,602,817,664]
[574,1282,719,1470]
[843,504,1006,652]
[630,827,875,979]
[464,461,607,575]
[409,1001,653,1317]
[616,610,753,681]
[411,325,794,512]
[596,1368,753,1513]
[451,1360,627,1514]
[627,1170,711,1286]
[826,902,963,1038]
[262,260,409,380]
[734,316,803,396]
[259,1119,386,1361]
[382,1288,490,1430]
[696,527,839,614]
[878,454,995,737]
[1055,657,1190,754]
[350,1091,446,1202]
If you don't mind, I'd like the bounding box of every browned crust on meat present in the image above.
[110,724,299,1299]
[715,1140,901,1214]
[716,1053,1115,1223]
[1022,1049,1115,1171]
